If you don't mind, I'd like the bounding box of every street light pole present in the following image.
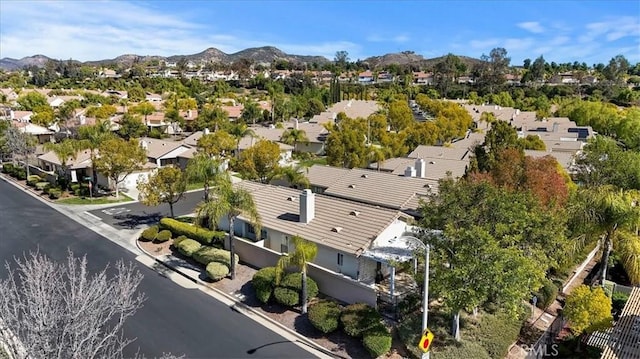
[403,236,430,359]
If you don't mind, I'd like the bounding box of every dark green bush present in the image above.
[273,272,319,307]
[466,310,524,359]
[535,278,559,310]
[612,291,630,314]
[362,323,392,358]
[70,183,81,192]
[252,267,277,304]
[206,261,229,281]
[176,238,202,257]
[2,163,14,173]
[274,287,299,306]
[14,168,26,180]
[308,300,342,334]
[140,226,158,241]
[48,188,62,199]
[432,341,491,359]
[35,182,49,191]
[159,217,225,245]
[27,175,41,186]
[340,303,381,338]
[173,235,188,246]
[155,230,172,242]
[192,246,238,269]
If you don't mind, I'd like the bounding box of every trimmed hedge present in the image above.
[141,226,159,241]
[466,310,526,359]
[362,323,392,358]
[206,261,230,281]
[155,230,172,242]
[176,238,202,257]
[192,246,238,269]
[27,175,41,186]
[48,188,62,199]
[2,163,13,173]
[252,267,277,304]
[432,341,491,359]
[340,303,382,338]
[173,235,188,246]
[536,279,559,310]
[35,182,50,191]
[308,300,342,334]
[273,272,319,307]
[159,217,225,245]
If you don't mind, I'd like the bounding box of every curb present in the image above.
[134,237,339,359]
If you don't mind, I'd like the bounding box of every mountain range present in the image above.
[0,46,482,71]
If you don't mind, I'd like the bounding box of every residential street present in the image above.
[0,179,316,358]
[89,190,205,229]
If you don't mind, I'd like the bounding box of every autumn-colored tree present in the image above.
[138,166,187,218]
[236,139,281,183]
[94,138,147,198]
[564,285,612,348]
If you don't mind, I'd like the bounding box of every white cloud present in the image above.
[580,16,640,44]
[366,34,410,44]
[517,21,545,34]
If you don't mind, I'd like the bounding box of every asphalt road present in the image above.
[0,180,314,358]
[89,190,206,229]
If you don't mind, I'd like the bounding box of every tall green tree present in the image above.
[280,128,309,151]
[78,120,114,184]
[44,139,82,185]
[275,235,318,314]
[196,177,261,280]
[197,130,236,159]
[228,123,256,158]
[93,138,147,198]
[131,102,155,125]
[236,139,281,183]
[185,153,226,201]
[573,136,640,190]
[117,113,148,140]
[273,166,310,189]
[138,166,187,218]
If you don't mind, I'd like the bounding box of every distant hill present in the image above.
[0,47,483,71]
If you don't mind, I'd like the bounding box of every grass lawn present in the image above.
[187,181,205,191]
[56,194,133,205]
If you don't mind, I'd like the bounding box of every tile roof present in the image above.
[38,149,93,169]
[378,157,469,180]
[524,150,576,171]
[408,144,473,161]
[139,137,186,159]
[305,165,438,213]
[235,181,409,255]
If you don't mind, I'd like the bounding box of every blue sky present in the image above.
[1,0,638,65]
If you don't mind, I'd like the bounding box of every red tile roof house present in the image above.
[358,70,374,84]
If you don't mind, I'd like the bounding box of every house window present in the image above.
[337,253,344,266]
[281,236,289,253]
[246,223,255,234]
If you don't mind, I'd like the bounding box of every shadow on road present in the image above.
[113,212,163,229]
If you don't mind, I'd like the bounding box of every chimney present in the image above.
[140,140,148,149]
[294,118,299,130]
[552,122,559,133]
[404,166,416,178]
[187,110,192,118]
[415,159,426,178]
[10,110,14,120]
[203,128,210,135]
[80,115,86,125]
[300,189,315,223]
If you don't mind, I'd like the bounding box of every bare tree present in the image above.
[0,251,145,359]
[3,126,36,176]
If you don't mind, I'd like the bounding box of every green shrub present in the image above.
[308,300,342,334]
[48,188,62,199]
[173,235,188,246]
[432,341,491,359]
[340,303,381,338]
[362,323,392,358]
[176,238,202,257]
[140,226,158,241]
[35,182,50,191]
[2,163,14,173]
[155,230,172,242]
[274,287,299,306]
[273,273,319,307]
[159,217,225,245]
[535,279,559,310]
[14,168,27,180]
[466,310,524,359]
[206,261,229,281]
[70,183,81,191]
[252,267,277,304]
[612,292,630,314]
[27,175,41,186]
[192,246,238,269]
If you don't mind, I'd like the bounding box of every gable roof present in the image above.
[38,149,93,169]
[235,181,409,255]
[139,137,187,159]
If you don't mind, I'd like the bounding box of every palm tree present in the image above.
[77,120,113,184]
[228,123,255,158]
[196,178,261,280]
[185,153,227,202]
[570,186,640,286]
[280,129,309,152]
[44,139,81,186]
[367,145,389,171]
[275,166,310,189]
[275,235,318,314]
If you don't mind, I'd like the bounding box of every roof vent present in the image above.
[350,210,360,217]
[348,184,356,188]
[361,174,368,178]
[429,161,436,164]
[332,226,343,233]
[287,196,297,201]
[424,184,433,188]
